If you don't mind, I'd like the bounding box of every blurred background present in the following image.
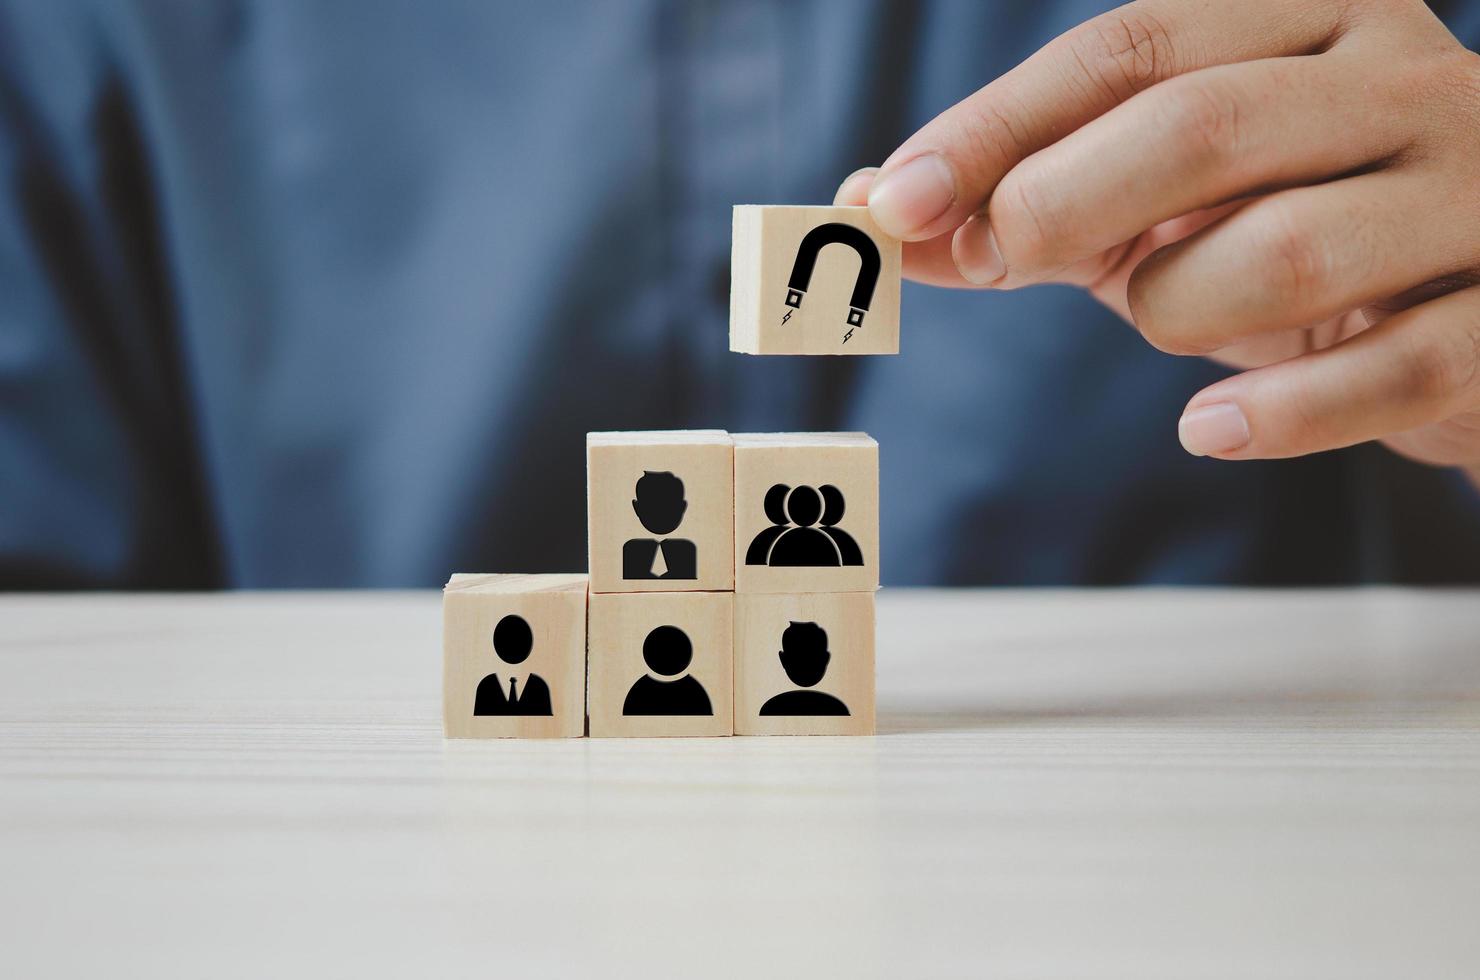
[3,0,1479,590]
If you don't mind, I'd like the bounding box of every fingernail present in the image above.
[952,211,1006,285]
[867,154,955,237]
[833,166,878,206]
[1179,402,1251,457]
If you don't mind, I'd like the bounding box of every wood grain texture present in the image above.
[587,431,734,593]
[733,432,879,594]
[735,592,875,736]
[443,573,586,738]
[4,589,1480,978]
[730,205,901,355]
[587,591,734,738]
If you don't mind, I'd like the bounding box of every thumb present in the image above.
[1177,287,1480,460]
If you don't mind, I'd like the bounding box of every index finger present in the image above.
[867,0,1353,241]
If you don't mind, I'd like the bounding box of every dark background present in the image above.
[2,0,1479,589]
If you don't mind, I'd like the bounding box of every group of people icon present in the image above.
[745,483,863,568]
[472,614,847,718]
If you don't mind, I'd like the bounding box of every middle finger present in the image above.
[986,51,1411,286]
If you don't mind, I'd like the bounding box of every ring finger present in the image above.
[1127,167,1480,356]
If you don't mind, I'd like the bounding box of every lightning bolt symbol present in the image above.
[780,309,793,325]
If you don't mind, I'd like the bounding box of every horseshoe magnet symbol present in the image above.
[783,222,882,328]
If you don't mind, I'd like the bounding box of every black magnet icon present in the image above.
[784,222,882,328]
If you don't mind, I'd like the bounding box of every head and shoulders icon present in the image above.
[474,613,553,716]
[745,483,863,568]
[622,625,712,716]
[758,621,849,717]
[622,470,697,580]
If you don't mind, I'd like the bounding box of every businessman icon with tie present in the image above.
[474,614,552,716]
[621,471,697,580]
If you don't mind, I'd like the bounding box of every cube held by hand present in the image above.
[730,206,901,356]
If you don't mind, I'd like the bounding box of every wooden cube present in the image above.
[730,205,901,355]
[443,574,587,738]
[735,592,875,736]
[587,591,734,738]
[587,431,735,594]
[733,432,878,594]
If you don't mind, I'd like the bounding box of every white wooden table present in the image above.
[3,589,1479,978]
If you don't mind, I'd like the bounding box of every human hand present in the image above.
[837,0,1480,480]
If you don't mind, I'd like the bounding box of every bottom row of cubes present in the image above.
[443,573,875,738]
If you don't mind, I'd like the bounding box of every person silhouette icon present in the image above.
[817,484,864,566]
[759,621,849,716]
[767,486,840,566]
[743,483,791,565]
[474,614,553,716]
[622,471,697,580]
[622,625,713,716]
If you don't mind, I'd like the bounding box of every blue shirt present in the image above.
[3,0,1479,588]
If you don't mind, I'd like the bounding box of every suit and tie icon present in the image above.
[474,614,552,716]
[622,471,697,580]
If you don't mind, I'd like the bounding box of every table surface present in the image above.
[3,588,1480,979]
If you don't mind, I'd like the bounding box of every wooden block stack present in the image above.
[732,433,877,736]
[442,431,878,737]
[586,431,735,738]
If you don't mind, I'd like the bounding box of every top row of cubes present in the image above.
[587,431,878,595]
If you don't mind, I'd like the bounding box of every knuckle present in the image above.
[1404,310,1480,406]
[1428,49,1480,132]
[957,99,1033,165]
[992,173,1060,265]
[1164,78,1243,166]
[1452,47,1480,99]
[1381,44,1480,163]
[1466,309,1480,398]
[1463,322,1480,395]
[1073,6,1180,100]
[1402,332,1461,403]
[1257,206,1330,312]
